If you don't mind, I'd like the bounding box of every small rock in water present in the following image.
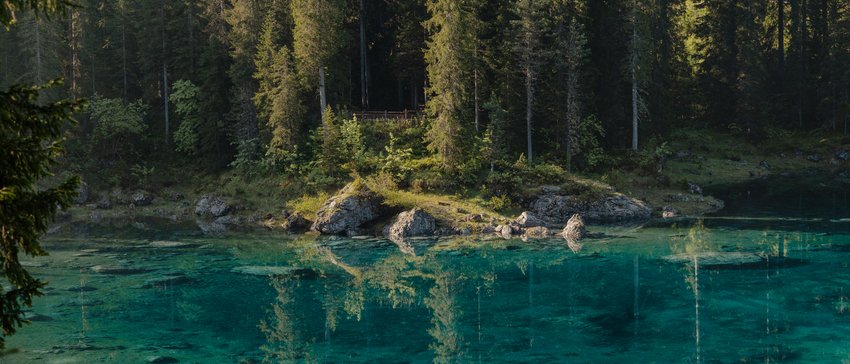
[148,241,194,249]
[562,214,587,242]
[141,275,197,289]
[20,261,46,268]
[23,312,53,322]
[91,265,150,275]
[758,160,770,169]
[66,285,98,292]
[231,266,315,277]
[807,154,822,162]
[836,149,850,161]
[494,225,513,239]
[147,356,179,364]
[523,226,551,238]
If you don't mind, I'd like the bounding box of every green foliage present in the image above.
[0,0,74,28]
[88,95,147,160]
[484,154,568,199]
[572,115,606,170]
[290,0,347,86]
[0,79,83,348]
[423,0,476,166]
[382,133,415,184]
[170,80,201,156]
[486,194,515,212]
[130,163,155,186]
[319,107,345,176]
[339,116,366,173]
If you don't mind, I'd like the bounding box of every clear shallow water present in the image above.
[9,180,850,363]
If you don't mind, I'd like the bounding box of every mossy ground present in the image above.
[62,129,850,228]
[597,128,849,215]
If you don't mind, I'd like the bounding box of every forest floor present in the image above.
[600,128,850,216]
[57,128,850,234]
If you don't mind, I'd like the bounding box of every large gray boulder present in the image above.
[383,208,436,240]
[74,182,90,205]
[131,190,154,206]
[562,214,586,242]
[513,211,547,228]
[195,195,233,217]
[530,193,651,224]
[312,182,383,235]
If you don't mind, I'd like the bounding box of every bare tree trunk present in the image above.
[359,0,369,110]
[319,66,327,116]
[631,0,639,152]
[779,0,785,67]
[188,0,195,75]
[526,65,534,163]
[35,18,42,84]
[474,42,480,134]
[122,22,127,103]
[161,6,170,145]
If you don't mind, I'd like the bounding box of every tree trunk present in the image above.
[526,65,534,163]
[474,42,480,133]
[779,0,785,67]
[188,0,195,75]
[35,18,41,84]
[319,66,327,116]
[359,0,369,110]
[631,0,639,151]
[163,61,169,145]
[122,22,127,103]
[474,66,480,134]
[161,5,170,145]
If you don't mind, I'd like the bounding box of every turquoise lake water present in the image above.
[8,177,850,363]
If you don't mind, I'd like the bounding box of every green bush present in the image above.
[88,95,147,161]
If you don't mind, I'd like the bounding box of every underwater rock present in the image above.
[23,311,54,322]
[661,252,808,269]
[146,356,179,364]
[148,241,195,248]
[20,261,46,268]
[65,285,97,292]
[562,214,587,242]
[311,182,383,235]
[141,275,197,288]
[231,266,317,278]
[383,208,436,239]
[91,265,150,275]
[514,211,546,228]
[195,195,233,217]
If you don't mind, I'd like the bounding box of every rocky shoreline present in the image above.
[52,176,677,243]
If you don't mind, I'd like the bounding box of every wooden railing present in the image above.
[353,110,421,121]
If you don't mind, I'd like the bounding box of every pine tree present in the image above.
[512,0,547,163]
[291,0,347,118]
[254,12,305,155]
[1,0,83,348]
[424,0,477,166]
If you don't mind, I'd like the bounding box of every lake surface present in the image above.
[9,177,850,363]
